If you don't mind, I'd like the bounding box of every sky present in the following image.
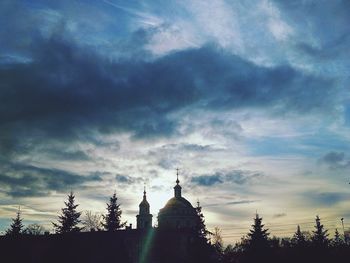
[0,0,349,243]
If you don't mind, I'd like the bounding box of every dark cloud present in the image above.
[157,159,174,170]
[319,151,350,169]
[154,143,217,153]
[296,36,350,61]
[0,162,102,197]
[191,170,264,187]
[209,119,243,140]
[0,21,339,158]
[0,1,342,187]
[273,0,350,62]
[225,170,263,184]
[44,148,91,161]
[303,191,350,206]
[191,174,223,186]
[181,144,215,152]
[115,174,132,184]
[320,151,345,164]
[273,213,287,218]
[151,143,219,170]
[205,200,257,207]
[115,174,143,185]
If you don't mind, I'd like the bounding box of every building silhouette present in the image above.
[158,171,197,229]
[0,171,204,263]
[136,187,152,229]
[136,170,197,230]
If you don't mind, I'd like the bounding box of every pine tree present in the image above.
[246,213,270,250]
[292,225,307,247]
[311,215,329,247]
[53,192,82,233]
[102,192,126,231]
[332,228,343,247]
[195,201,209,240]
[6,208,24,236]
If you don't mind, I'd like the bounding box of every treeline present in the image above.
[3,193,350,263]
[213,214,350,263]
[4,191,126,236]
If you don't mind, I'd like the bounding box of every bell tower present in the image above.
[136,186,153,229]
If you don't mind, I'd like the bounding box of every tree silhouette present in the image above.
[195,201,209,239]
[292,225,307,247]
[246,213,270,250]
[102,192,126,231]
[23,223,45,235]
[82,211,102,232]
[6,208,24,236]
[332,228,343,247]
[212,226,224,255]
[311,215,329,247]
[222,244,237,263]
[53,192,82,233]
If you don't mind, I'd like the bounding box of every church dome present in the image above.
[162,197,195,212]
[158,172,197,229]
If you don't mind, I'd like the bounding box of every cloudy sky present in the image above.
[0,0,349,242]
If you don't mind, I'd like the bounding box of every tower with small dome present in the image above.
[136,187,153,229]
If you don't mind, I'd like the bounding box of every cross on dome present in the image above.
[176,168,180,185]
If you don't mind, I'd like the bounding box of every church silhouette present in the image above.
[0,172,210,263]
[137,171,198,230]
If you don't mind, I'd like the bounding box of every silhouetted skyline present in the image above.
[0,0,349,244]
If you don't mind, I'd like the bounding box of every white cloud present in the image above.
[259,0,294,41]
[145,23,201,55]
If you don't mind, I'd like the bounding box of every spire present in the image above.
[143,184,146,201]
[174,168,182,198]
